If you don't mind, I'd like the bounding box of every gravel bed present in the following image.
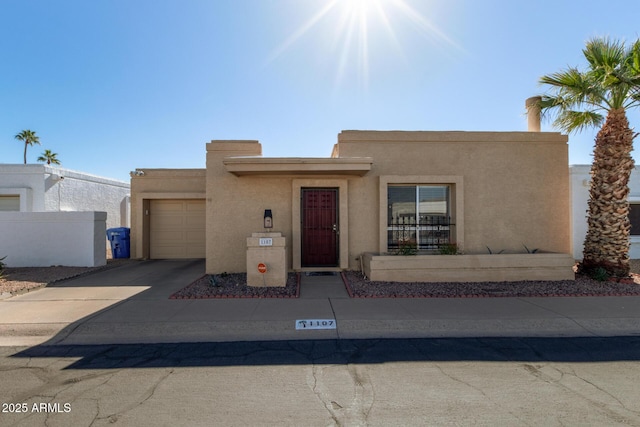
[170,273,300,299]
[344,271,640,298]
[170,270,640,299]
[0,259,135,297]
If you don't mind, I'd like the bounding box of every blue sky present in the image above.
[1,0,639,182]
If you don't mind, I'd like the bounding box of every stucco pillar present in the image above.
[526,96,541,132]
[246,232,287,287]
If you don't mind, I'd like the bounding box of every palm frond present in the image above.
[37,149,61,165]
[583,37,625,71]
[537,37,640,133]
[540,68,606,108]
[553,110,603,134]
[14,129,40,145]
[539,68,586,90]
[628,39,640,73]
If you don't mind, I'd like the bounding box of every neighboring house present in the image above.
[570,165,640,260]
[0,164,130,227]
[0,164,130,267]
[130,127,575,282]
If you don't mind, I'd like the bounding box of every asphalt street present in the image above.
[2,337,640,426]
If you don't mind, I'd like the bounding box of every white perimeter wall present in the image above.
[571,165,640,259]
[0,211,107,267]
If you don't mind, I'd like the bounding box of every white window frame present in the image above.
[0,195,20,211]
[0,188,31,211]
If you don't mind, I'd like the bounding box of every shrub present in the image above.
[438,243,460,255]
[590,267,610,282]
[395,239,418,256]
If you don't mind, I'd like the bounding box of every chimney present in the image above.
[525,96,541,132]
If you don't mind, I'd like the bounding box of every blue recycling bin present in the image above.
[106,227,130,259]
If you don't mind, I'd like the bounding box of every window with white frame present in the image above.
[0,195,20,211]
[387,185,452,251]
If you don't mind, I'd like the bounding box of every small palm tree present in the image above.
[14,129,41,164]
[37,149,61,165]
[537,37,640,277]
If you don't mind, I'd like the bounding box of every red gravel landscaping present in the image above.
[342,271,640,298]
[169,270,640,299]
[170,273,300,299]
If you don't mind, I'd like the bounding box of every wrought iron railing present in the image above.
[387,215,454,251]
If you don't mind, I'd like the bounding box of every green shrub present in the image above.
[590,267,609,282]
[395,240,418,256]
[0,256,6,280]
[438,243,459,255]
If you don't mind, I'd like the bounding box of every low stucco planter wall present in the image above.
[0,211,107,267]
[362,252,575,283]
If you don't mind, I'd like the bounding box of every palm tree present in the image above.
[37,149,61,165]
[14,129,41,164]
[537,37,640,277]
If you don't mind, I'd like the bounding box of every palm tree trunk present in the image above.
[23,143,27,164]
[581,108,635,277]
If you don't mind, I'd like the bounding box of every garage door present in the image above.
[149,199,206,259]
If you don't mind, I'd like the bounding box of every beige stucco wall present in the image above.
[130,130,571,274]
[205,141,357,273]
[337,131,571,259]
[130,169,206,259]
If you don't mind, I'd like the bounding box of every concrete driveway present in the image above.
[1,259,640,346]
[0,259,204,346]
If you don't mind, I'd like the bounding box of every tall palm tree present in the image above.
[37,149,61,165]
[14,129,41,164]
[538,37,640,277]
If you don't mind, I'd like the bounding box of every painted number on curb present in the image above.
[296,319,336,330]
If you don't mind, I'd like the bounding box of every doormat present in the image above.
[170,273,300,299]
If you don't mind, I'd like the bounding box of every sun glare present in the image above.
[344,0,372,17]
[266,0,462,90]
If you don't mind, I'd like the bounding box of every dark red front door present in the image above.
[302,188,338,267]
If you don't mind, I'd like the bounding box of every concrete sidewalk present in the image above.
[1,259,639,346]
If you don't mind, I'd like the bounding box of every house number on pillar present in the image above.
[259,238,273,246]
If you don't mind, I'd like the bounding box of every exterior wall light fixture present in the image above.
[264,209,273,229]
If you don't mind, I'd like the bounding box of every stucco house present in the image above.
[570,165,640,260]
[130,124,576,282]
[0,164,130,267]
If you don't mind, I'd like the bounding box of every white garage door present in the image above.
[149,199,206,259]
